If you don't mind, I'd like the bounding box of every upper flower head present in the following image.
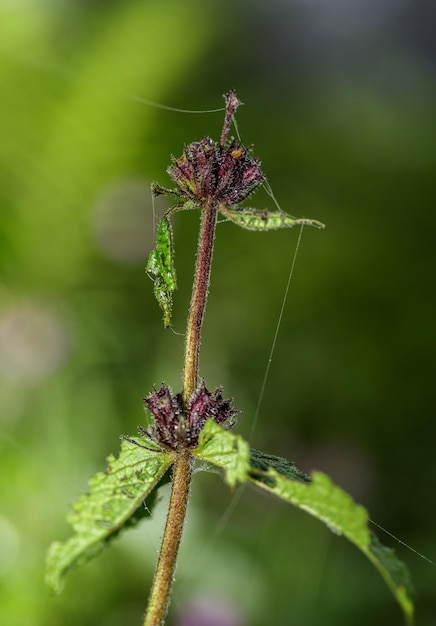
[167,91,265,206]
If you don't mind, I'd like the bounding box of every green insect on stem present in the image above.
[146,217,177,328]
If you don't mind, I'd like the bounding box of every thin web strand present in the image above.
[131,96,225,114]
[0,48,227,115]
[263,178,283,211]
[180,485,245,578]
[263,177,306,220]
[370,518,436,567]
[263,171,436,569]
[183,224,305,572]
[249,223,305,439]
[231,114,242,142]
[151,185,157,240]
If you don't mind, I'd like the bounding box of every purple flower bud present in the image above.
[166,93,265,207]
[187,381,238,445]
[143,385,184,449]
[141,382,238,450]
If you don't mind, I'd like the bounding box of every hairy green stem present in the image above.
[144,199,219,625]
[143,449,193,626]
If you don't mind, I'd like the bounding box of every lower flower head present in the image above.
[142,382,238,450]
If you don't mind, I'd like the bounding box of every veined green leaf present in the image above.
[367,532,414,622]
[46,437,175,594]
[251,467,414,623]
[249,448,310,485]
[194,421,414,624]
[146,217,177,327]
[220,205,325,231]
[194,420,251,488]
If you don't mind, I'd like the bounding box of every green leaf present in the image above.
[194,422,414,624]
[250,448,311,485]
[194,419,251,488]
[367,532,414,622]
[46,437,175,594]
[220,206,325,231]
[250,467,414,624]
[146,217,177,327]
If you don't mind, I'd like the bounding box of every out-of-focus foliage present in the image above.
[1,1,435,625]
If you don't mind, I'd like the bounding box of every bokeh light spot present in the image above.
[92,179,156,265]
[0,301,69,384]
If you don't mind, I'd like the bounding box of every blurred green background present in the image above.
[1,1,435,625]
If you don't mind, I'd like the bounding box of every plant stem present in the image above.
[183,199,219,403]
[144,199,219,625]
[143,448,193,626]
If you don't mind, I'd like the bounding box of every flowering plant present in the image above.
[46,91,413,626]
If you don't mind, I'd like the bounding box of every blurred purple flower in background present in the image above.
[176,595,243,626]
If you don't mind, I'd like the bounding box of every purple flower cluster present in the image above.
[167,91,265,207]
[168,138,264,206]
[141,382,238,450]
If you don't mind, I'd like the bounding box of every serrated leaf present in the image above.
[251,468,414,623]
[250,448,311,485]
[194,422,414,624]
[367,532,414,621]
[220,205,325,231]
[146,217,177,327]
[194,419,251,488]
[46,437,175,594]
